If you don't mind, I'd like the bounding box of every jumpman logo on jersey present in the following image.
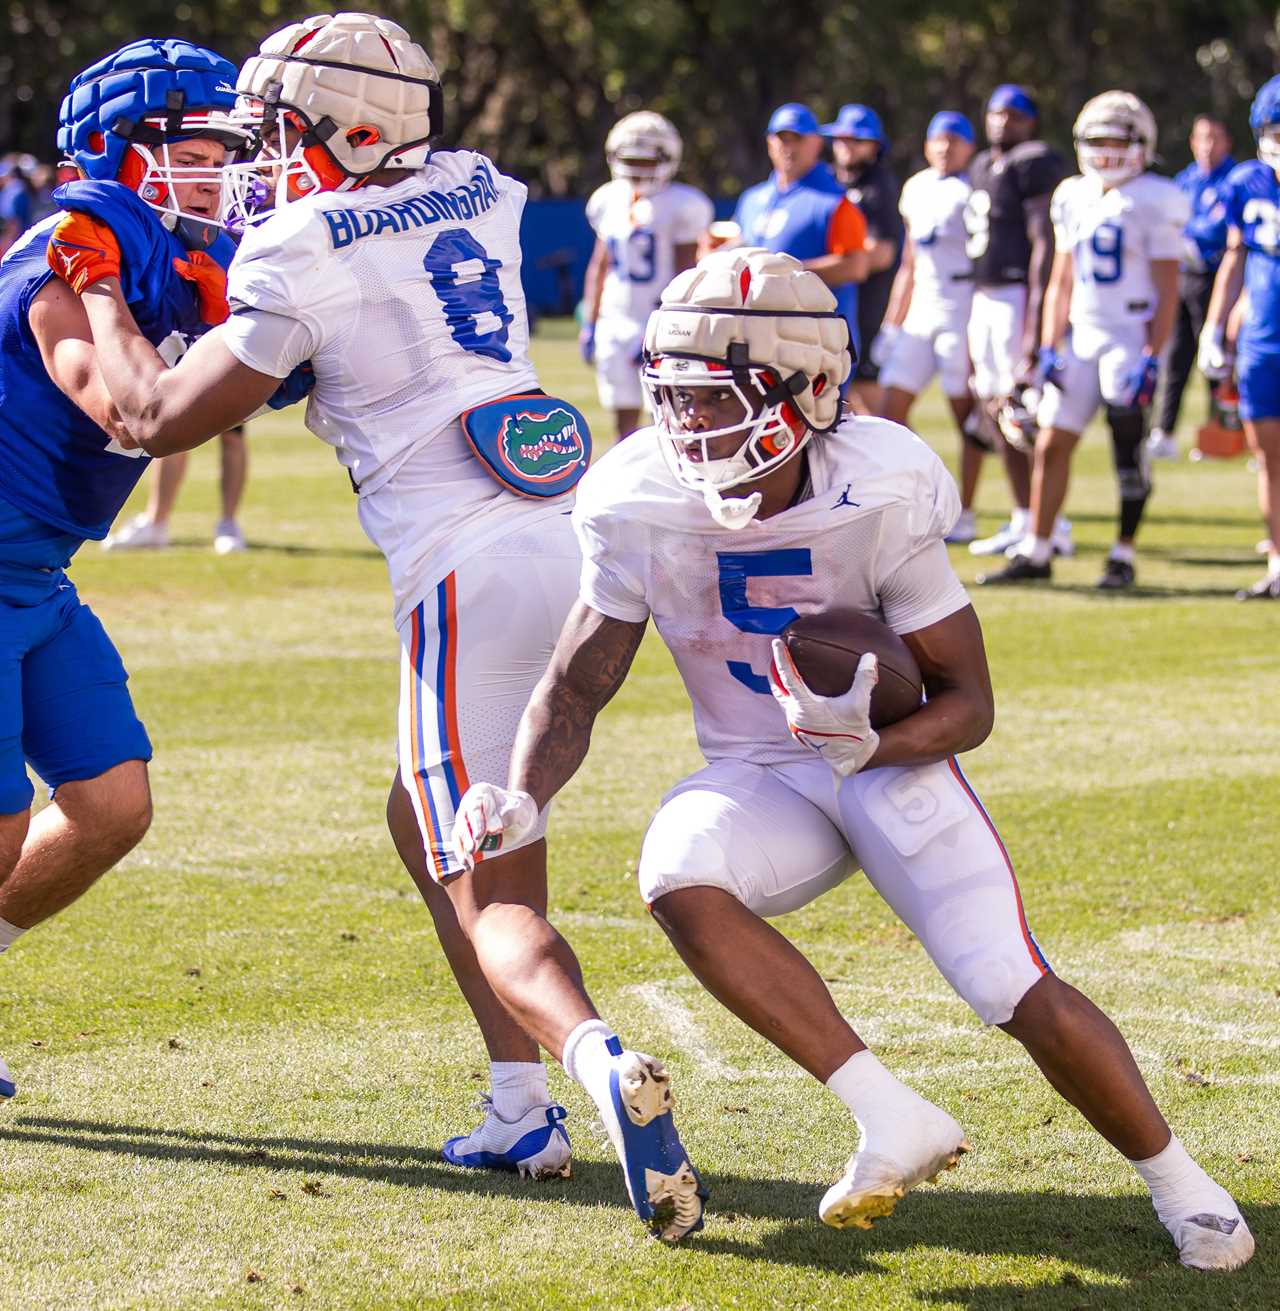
[833,483,860,509]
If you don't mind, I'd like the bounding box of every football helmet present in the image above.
[225,13,442,225]
[1250,74,1280,170]
[57,39,247,233]
[1073,91,1156,186]
[996,385,1041,453]
[642,247,851,528]
[605,112,682,196]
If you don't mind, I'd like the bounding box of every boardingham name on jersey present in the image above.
[321,159,501,249]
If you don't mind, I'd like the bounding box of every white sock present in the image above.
[0,917,25,954]
[1267,550,1280,579]
[1131,1135,1230,1225]
[1026,535,1053,566]
[561,1018,617,1112]
[1110,542,1137,565]
[826,1049,925,1144]
[488,1061,549,1120]
[1010,507,1030,535]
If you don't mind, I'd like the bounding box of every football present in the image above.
[782,611,924,728]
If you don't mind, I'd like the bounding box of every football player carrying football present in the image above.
[69,13,705,1242]
[456,247,1254,1270]
[581,112,713,440]
[875,111,981,542]
[980,92,1187,590]
[0,38,247,1103]
[1201,75,1280,600]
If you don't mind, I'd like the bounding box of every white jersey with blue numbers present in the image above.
[586,180,714,332]
[223,150,557,627]
[1050,171,1188,332]
[573,418,968,768]
[898,168,974,322]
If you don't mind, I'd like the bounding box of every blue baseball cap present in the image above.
[820,103,887,144]
[767,102,820,136]
[926,111,975,144]
[987,84,1038,118]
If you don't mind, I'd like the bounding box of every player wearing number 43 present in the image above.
[67,12,706,1243]
[581,113,713,441]
[456,247,1253,1269]
[980,92,1189,590]
[0,37,251,1104]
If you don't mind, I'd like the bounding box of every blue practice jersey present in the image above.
[0,181,232,545]
[1223,160,1280,354]
[1174,154,1235,273]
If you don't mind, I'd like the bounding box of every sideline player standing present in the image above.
[1147,116,1235,459]
[580,113,712,441]
[68,13,705,1240]
[823,104,903,414]
[1200,75,1280,600]
[876,112,980,542]
[457,247,1255,1271]
[980,92,1186,590]
[735,103,867,364]
[0,40,246,1101]
[964,85,1072,558]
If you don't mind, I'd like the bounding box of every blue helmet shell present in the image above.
[1250,74,1280,139]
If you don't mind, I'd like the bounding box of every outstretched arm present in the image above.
[510,601,648,807]
[78,279,280,455]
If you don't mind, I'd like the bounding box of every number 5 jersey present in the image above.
[222,149,562,627]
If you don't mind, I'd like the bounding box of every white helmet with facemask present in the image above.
[1074,91,1156,187]
[605,111,682,197]
[224,12,442,228]
[642,247,852,529]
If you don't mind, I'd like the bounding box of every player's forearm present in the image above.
[864,236,896,275]
[867,686,993,769]
[883,257,914,328]
[805,251,866,286]
[1040,256,1072,349]
[77,278,172,440]
[1146,261,1180,356]
[508,606,647,809]
[582,248,607,323]
[1022,248,1053,357]
[1205,244,1245,333]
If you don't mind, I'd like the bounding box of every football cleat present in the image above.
[103,514,169,551]
[968,520,1023,557]
[1237,572,1280,601]
[820,1102,970,1230]
[599,1039,706,1242]
[213,519,246,555]
[442,1095,572,1180]
[1163,1195,1255,1271]
[945,508,977,545]
[976,554,1052,585]
[1096,557,1136,590]
[0,1054,14,1099]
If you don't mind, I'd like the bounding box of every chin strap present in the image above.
[703,484,762,530]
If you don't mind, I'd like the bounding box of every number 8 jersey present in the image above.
[1049,171,1188,331]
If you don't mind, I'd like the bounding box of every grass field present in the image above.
[1,319,1278,1310]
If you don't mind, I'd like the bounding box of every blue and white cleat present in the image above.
[442,1094,572,1180]
[601,1036,706,1243]
[0,1054,14,1099]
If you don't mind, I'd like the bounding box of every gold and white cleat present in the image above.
[820,1125,970,1230]
[1170,1208,1255,1271]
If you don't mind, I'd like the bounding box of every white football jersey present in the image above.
[586,180,715,331]
[223,150,557,625]
[899,168,974,322]
[1050,171,1189,329]
[573,418,968,768]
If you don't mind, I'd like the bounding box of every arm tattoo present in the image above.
[510,602,648,808]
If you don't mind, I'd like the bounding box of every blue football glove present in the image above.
[267,360,316,411]
[1034,346,1064,389]
[1123,349,1159,409]
[578,323,596,366]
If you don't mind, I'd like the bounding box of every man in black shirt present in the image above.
[824,104,903,414]
[965,85,1072,558]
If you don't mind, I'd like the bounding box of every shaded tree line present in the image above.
[4,0,1279,193]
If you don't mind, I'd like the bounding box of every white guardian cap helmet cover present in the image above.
[1074,90,1156,187]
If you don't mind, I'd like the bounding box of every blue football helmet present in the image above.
[1251,74,1280,169]
[57,38,246,231]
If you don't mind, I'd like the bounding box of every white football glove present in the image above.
[451,783,539,872]
[769,638,880,778]
[1198,326,1232,381]
[868,325,901,369]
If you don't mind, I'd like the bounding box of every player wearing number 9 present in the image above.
[66,11,715,1242]
[455,246,1253,1268]
[979,91,1190,591]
